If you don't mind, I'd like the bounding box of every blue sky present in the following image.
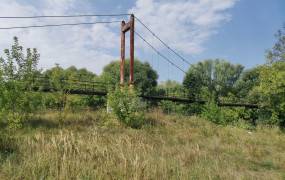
[0,0,284,82]
[197,0,285,68]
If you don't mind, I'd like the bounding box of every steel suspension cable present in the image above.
[135,16,192,66]
[0,20,121,30]
[0,14,131,19]
[135,31,186,74]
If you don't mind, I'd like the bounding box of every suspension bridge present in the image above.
[0,14,258,109]
[27,76,257,108]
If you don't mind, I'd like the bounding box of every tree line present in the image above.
[0,25,284,128]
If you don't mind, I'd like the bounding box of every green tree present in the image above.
[234,67,261,103]
[158,80,185,96]
[157,80,187,114]
[267,24,285,63]
[41,65,105,112]
[0,37,41,129]
[42,65,97,90]
[101,59,158,94]
[183,59,244,102]
[256,62,285,126]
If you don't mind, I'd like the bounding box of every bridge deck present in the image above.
[30,77,259,109]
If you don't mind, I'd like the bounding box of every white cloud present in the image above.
[0,0,238,75]
[42,0,75,15]
[91,24,118,49]
[0,0,119,74]
[129,0,238,54]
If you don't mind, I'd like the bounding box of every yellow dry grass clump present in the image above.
[0,109,285,179]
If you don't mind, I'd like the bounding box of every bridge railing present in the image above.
[148,87,189,99]
[6,76,258,108]
[27,76,109,93]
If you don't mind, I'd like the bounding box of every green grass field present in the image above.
[1,110,285,179]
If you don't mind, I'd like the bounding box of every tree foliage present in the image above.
[0,37,41,128]
[267,24,285,63]
[157,81,187,114]
[256,62,285,126]
[41,65,104,111]
[101,59,158,94]
[107,86,146,128]
[1,24,285,129]
[233,67,261,103]
[183,59,244,102]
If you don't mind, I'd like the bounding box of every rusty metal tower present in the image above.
[120,14,135,86]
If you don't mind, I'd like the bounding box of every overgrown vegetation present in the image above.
[1,25,285,129]
[0,110,284,179]
[0,37,42,129]
[0,25,285,179]
[107,86,146,128]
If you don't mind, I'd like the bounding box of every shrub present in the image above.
[107,86,146,128]
[81,95,106,110]
[159,101,186,115]
[220,108,242,124]
[201,100,259,126]
[201,98,242,125]
[201,101,225,124]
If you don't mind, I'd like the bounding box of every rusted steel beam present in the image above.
[129,14,135,85]
[218,102,259,108]
[120,21,126,85]
[140,95,259,108]
[140,95,206,104]
[120,14,135,86]
[32,84,259,109]
[121,21,131,33]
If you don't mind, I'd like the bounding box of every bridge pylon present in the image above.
[120,14,135,86]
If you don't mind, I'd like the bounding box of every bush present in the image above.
[81,95,106,110]
[201,101,225,124]
[159,101,186,115]
[201,99,241,125]
[107,86,146,128]
[201,100,259,126]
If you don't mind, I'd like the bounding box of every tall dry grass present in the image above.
[0,110,285,179]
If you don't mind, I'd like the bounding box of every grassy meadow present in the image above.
[0,109,285,179]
